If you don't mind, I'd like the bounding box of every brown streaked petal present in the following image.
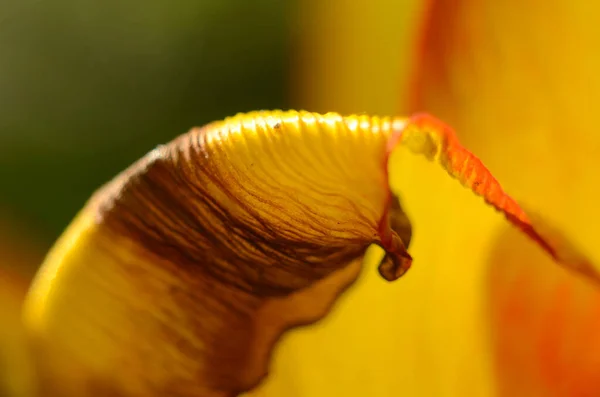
[96,111,414,291]
[23,111,413,397]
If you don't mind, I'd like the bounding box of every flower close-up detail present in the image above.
[22,108,595,396]
[2,0,599,396]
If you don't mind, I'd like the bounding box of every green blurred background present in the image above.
[1,0,290,266]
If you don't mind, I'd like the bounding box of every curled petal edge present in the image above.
[387,113,600,286]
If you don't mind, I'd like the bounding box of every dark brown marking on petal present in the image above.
[374,191,413,282]
[377,248,413,282]
[96,126,371,296]
[79,112,414,395]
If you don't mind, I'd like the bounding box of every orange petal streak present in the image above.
[388,113,600,285]
[489,222,600,396]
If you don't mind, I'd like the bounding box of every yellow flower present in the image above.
[23,107,590,396]
[20,1,600,397]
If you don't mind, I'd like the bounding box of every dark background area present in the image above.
[0,0,290,251]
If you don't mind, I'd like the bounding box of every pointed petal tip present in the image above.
[378,249,413,282]
[375,227,413,282]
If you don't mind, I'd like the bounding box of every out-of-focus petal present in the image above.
[410,0,600,395]
[395,114,600,284]
[0,269,33,397]
[489,221,600,396]
[290,0,426,115]
[410,0,600,249]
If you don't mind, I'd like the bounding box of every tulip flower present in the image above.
[15,2,600,397]
[22,103,595,397]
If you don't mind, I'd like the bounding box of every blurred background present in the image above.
[1,0,290,263]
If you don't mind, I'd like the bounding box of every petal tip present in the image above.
[378,248,413,282]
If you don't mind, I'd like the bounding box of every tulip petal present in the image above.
[408,0,600,395]
[23,111,415,397]
[489,221,600,396]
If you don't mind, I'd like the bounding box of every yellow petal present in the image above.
[252,1,600,396]
[397,114,600,284]
[489,219,600,396]
[23,111,415,397]
[290,0,426,114]
[409,0,600,395]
